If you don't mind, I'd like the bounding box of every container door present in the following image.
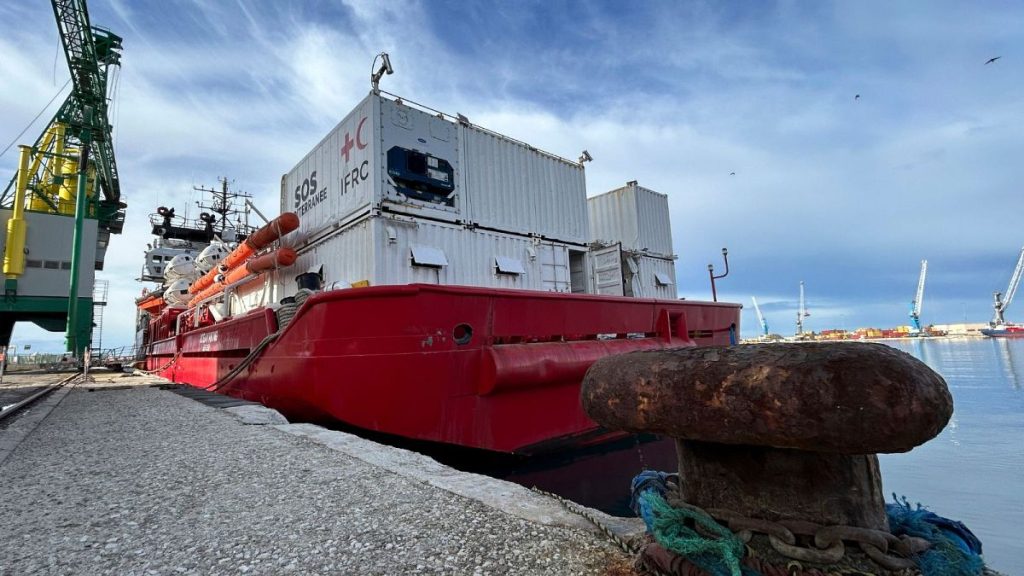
[538,243,571,292]
[591,244,624,296]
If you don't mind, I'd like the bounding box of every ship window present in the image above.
[453,323,473,345]
[61,261,72,270]
[152,255,163,262]
[410,245,448,268]
[494,256,526,275]
[26,260,42,268]
[43,260,60,270]
[654,272,674,286]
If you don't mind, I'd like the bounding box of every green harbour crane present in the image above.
[0,0,125,355]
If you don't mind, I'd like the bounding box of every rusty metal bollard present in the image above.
[581,342,953,531]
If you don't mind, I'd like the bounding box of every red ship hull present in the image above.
[146,284,739,454]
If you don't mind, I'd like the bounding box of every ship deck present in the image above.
[0,369,641,574]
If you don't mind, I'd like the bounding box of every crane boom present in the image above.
[751,297,768,337]
[1,0,123,219]
[796,281,810,335]
[993,247,1024,326]
[51,0,122,203]
[909,260,927,332]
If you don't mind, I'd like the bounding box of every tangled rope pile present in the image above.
[886,497,983,576]
[631,471,990,576]
[641,491,748,576]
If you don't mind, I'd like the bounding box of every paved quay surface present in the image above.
[0,371,638,575]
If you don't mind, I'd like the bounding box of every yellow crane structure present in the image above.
[0,0,126,355]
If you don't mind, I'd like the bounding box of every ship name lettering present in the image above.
[294,170,329,216]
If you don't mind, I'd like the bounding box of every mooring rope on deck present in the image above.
[203,289,314,393]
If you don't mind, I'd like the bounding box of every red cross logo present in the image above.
[341,117,369,163]
[341,132,355,163]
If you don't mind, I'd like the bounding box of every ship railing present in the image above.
[148,212,257,239]
[92,345,148,371]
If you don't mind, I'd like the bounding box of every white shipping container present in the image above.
[377,98,463,223]
[623,253,677,300]
[460,125,588,245]
[233,214,587,313]
[281,94,380,236]
[588,182,675,258]
[282,92,589,249]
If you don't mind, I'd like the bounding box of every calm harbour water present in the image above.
[879,337,1024,574]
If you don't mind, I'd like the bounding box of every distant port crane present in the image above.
[992,247,1024,326]
[909,260,927,333]
[751,296,768,337]
[796,281,810,335]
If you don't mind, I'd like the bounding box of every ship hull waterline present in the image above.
[980,327,1024,337]
[145,284,740,455]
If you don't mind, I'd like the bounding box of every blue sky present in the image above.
[1,0,1023,349]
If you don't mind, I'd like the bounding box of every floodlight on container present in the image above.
[370,52,394,93]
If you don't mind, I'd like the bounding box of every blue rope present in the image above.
[631,471,758,576]
[630,470,677,528]
[887,495,984,576]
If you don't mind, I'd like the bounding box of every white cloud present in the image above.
[4,1,1024,350]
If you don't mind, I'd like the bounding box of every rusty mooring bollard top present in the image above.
[582,342,953,454]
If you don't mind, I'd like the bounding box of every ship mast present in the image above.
[194,177,252,237]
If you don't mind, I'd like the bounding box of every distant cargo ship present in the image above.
[980,324,1024,337]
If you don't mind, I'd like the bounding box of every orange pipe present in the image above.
[218,243,257,276]
[189,280,232,308]
[245,212,300,252]
[190,212,300,294]
[188,248,297,307]
[254,247,297,271]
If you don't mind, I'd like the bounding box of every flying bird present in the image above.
[985,56,1001,65]
[855,94,860,100]
[729,172,736,176]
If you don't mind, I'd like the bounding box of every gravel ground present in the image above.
[0,379,630,575]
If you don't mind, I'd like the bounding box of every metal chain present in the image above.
[530,486,638,554]
[135,350,181,375]
[530,486,942,576]
[666,495,929,571]
[530,486,674,576]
